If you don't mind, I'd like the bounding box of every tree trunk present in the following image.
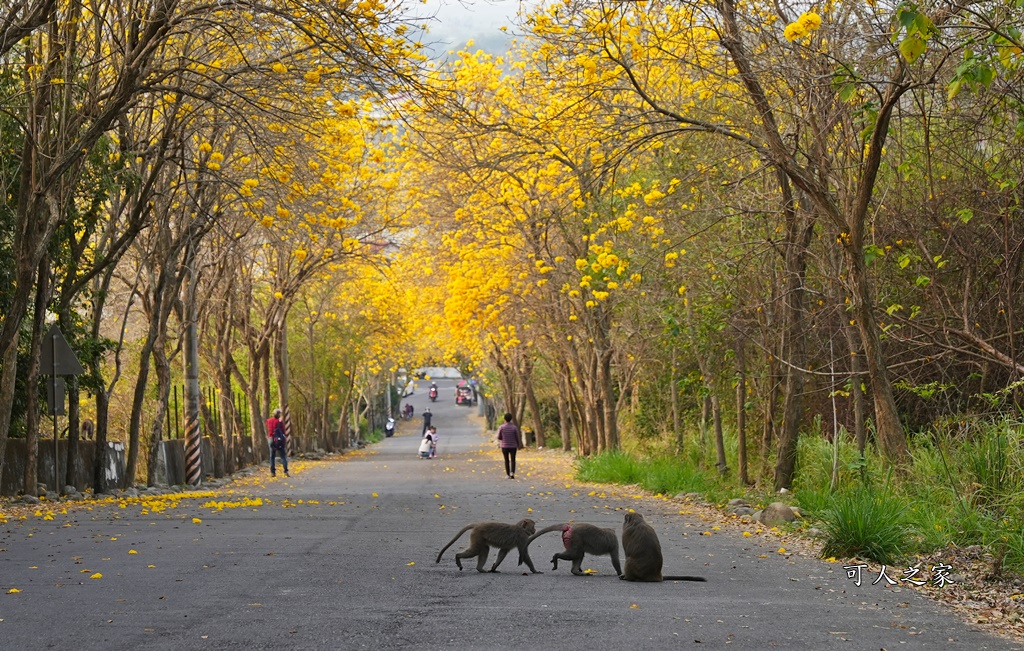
[773,362,805,490]
[145,335,172,487]
[557,393,571,452]
[761,358,779,466]
[248,378,265,460]
[0,189,60,490]
[773,213,814,491]
[735,332,749,485]
[700,394,711,451]
[217,365,235,474]
[672,346,682,455]
[848,250,909,462]
[599,349,618,450]
[554,365,577,452]
[126,328,156,486]
[844,320,867,457]
[260,344,272,432]
[585,399,599,456]
[93,388,110,494]
[65,376,80,491]
[712,394,727,475]
[24,258,49,496]
[523,367,545,447]
[128,245,179,486]
[321,393,333,453]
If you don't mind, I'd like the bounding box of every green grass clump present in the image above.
[643,456,708,495]
[575,451,644,484]
[576,449,737,503]
[819,487,913,565]
[793,485,832,517]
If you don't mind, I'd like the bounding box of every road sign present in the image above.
[40,324,83,494]
[46,377,66,416]
[40,324,85,375]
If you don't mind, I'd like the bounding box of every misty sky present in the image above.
[411,0,539,57]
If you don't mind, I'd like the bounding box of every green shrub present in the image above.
[820,487,913,565]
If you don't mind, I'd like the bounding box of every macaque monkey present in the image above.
[620,512,706,582]
[525,522,623,576]
[436,518,543,574]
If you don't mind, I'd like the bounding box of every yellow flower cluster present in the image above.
[784,11,822,42]
[201,497,264,510]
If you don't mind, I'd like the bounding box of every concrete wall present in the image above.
[3,432,336,495]
[151,436,261,486]
[1,439,125,496]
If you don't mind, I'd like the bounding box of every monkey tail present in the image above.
[518,523,569,566]
[662,575,707,582]
[526,523,569,545]
[436,524,474,563]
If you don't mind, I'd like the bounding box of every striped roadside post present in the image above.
[283,404,293,456]
[184,403,202,486]
[182,233,203,486]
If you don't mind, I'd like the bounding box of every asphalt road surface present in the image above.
[1,379,1018,650]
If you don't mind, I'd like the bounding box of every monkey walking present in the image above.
[524,522,623,576]
[620,512,707,582]
[436,519,544,574]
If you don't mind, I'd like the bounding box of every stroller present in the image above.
[401,403,414,420]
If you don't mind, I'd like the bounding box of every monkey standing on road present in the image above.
[525,522,623,576]
[436,519,544,574]
[620,512,707,582]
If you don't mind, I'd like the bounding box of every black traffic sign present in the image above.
[40,324,85,376]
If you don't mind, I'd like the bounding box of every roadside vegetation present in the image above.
[576,418,1024,573]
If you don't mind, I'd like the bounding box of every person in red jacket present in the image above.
[266,408,289,478]
[496,413,523,479]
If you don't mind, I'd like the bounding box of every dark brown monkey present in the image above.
[524,522,623,576]
[620,512,706,582]
[435,519,543,574]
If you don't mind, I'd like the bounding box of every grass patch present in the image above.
[575,448,737,504]
[643,456,709,495]
[576,450,645,485]
[819,486,913,565]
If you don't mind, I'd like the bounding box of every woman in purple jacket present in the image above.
[496,413,523,479]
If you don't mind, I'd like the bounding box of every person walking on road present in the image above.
[421,408,432,436]
[497,413,523,479]
[266,408,289,478]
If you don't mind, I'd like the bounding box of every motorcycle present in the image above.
[429,386,438,402]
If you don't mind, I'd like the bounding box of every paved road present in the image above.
[0,379,1016,649]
